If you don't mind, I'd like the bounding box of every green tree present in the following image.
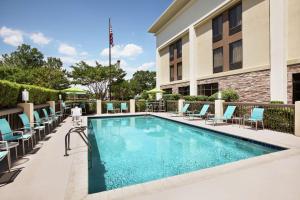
[112,80,134,100]
[130,70,156,95]
[0,44,70,90]
[71,61,126,100]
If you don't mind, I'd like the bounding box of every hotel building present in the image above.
[149,0,300,103]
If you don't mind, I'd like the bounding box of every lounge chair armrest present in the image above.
[0,141,9,150]
[13,130,24,136]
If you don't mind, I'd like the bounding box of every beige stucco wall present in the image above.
[158,47,169,85]
[288,0,300,63]
[243,0,270,69]
[182,34,190,80]
[195,20,213,78]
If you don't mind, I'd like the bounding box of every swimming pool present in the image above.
[88,115,284,193]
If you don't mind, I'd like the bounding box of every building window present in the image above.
[163,88,173,94]
[229,3,242,35]
[212,2,242,73]
[178,86,190,96]
[177,62,182,80]
[293,73,300,103]
[169,44,174,61]
[229,40,243,70]
[213,47,223,73]
[170,65,174,81]
[198,83,219,97]
[169,39,182,82]
[176,40,182,58]
[212,15,223,42]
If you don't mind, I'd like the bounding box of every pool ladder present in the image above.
[64,126,92,168]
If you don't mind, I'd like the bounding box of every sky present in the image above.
[0,0,172,78]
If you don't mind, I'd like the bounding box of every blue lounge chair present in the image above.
[171,103,190,117]
[121,103,128,113]
[61,102,71,116]
[19,113,38,144]
[244,108,265,130]
[106,103,114,114]
[34,111,51,135]
[0,118,32,155]
[49,107,62,123]
[0,141,10,171]
[42,108,54,131]
[207,105,236,126]
[187,104,210,120]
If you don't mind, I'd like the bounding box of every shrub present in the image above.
[136,100,147,112]
[183,95,208,101]
[270,101,284,104]
[0,80,62,109]
[162,94,182,101]
[208,89,239,102]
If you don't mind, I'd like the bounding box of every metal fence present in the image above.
[224,102,295,134]
[65,100,97,115]
[135,100,147,112]
[101,101,130,114]
[185,101,215,114]
[0,107,24,131]
[165,100,178,112]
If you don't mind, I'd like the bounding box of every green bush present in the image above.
[0,80,62,109]
[270,101,284,104]
[183,95,208,101]
[162,94,182,101]
[136,100,147,112]
[208,89,239,102]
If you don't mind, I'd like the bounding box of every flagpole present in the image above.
[109,18,112,101]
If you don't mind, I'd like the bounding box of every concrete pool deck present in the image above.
[1,113,300,200]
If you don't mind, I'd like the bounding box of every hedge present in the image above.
[0,80,63,109]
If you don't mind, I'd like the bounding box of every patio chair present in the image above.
[121,103,128,113]
[19,113,38,144]
[106,103,115,114]
[34,111,51,135]
[244,108,265,130]
[0,118,32,155]
[61,102,71,116]
[0,141,10,171]
[171,103,190,117]
[206,105,236,126]
[186,104,210,120]
[79,103,87,115]
[49,107,63,123]
[42,109,55,132]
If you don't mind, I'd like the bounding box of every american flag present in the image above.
[109,21,114,47]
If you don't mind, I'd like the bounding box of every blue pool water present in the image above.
[88,115,283,193]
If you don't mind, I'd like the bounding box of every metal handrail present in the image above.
[64,127,92,169]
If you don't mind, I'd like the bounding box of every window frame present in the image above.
[212,15,223,42]
[229,40,243,70]
[177,62,182,80]
[170,65,174,82]
[198,83,219,97]
[213,47,224,73]
[229,3,242,35]
[178,86,190,96]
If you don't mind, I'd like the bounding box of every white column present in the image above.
[47,101,55,112]
[189,25,197,96]
[18,103,34,123]
[130,99,135,113]
[96,100,102,115]
[270,0,287,103]
[178,99,185,113]
[295,101,300,136]
[214,100,224,122]
[156,49,162,100]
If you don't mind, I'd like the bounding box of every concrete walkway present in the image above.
[0,117,85,200]
[1,113,300,200]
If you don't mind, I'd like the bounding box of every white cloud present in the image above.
[0,26,23,46]
[137,62,155,71]
[60,56,78,65]
[80,51,88,56]
[100,44,143,58]
[30,32,51,45]
[58,43,77,56]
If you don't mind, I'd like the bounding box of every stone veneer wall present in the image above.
[197,70,271,103]
[160,81,190,94]
[287,64,300,104]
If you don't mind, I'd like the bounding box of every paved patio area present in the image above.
[1,113,300,200]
